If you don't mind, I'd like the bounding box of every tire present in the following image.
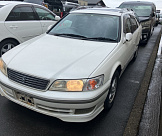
[132,46,138,62]
[104,71,119,111]
[0,39,18,57]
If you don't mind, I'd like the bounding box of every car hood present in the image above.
[139,16,150,22]
[5,34,117,80]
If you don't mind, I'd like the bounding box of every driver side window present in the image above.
[35,7,55,20]
[125,18,132,33]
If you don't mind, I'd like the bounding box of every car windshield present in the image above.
[120,4,152,17]
[48,13,120,42]
[24,0,43,5]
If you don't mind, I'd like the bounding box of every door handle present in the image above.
[9,25,18,29]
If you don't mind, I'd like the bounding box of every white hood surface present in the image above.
[6,34,117,80]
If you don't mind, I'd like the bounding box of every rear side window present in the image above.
[6,6,36,21]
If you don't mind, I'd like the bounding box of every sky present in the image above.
[103,0,162,10]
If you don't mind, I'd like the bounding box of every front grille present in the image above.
[7,68,49,90]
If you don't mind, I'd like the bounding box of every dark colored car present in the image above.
[156,13,160,26]
[24,0,63,17]
[119,1,156,42]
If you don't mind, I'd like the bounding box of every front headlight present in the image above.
[0,58,7,76]
[141,20,151,26]
[49,75,104,92]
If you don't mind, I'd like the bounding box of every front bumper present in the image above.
[0,72,110,122]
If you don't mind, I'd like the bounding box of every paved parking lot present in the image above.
[138,29,162,136]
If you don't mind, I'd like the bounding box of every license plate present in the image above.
[16,92,34,106]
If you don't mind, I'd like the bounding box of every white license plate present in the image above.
[16,92,34,106]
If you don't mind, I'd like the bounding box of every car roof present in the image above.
[70,8,132,16]
[120,1,155,5]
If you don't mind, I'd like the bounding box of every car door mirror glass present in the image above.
[55,16,60,21]
[126,33,133,42]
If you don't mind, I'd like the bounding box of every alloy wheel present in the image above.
[109,77,117,104]
[1,43,15,56]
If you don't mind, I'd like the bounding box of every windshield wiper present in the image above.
[85,37,117,42]
[54,33,87,38]
[53,34,117,42]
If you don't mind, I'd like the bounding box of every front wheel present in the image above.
[104,71,119,110]
[0,40,18,57]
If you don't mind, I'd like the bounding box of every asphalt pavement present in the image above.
[158,34,162,136]
[124,25,162,136]
[138,29,162,136]
[0,25,161,136]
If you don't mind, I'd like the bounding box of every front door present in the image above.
[34,6,57,33]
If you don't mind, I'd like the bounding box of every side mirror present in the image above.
[55,16,60,21]
[151,12,155,17]
[126,33,133,42]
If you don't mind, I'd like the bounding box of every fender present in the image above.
[109,61,122,81]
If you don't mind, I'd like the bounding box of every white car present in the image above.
[0,8,142,122]
[0,1,60,56]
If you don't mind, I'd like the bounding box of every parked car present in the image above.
[0,8,142,122]
[0,1,60,56]
[119,1,156,42]
[23,0,63,17]
[159,13,162,24]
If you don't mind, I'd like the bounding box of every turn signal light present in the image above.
[89,79,97,90]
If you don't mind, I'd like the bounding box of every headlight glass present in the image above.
[49,79,86,91]
[49,75,104,92]
[0,58,7,76]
